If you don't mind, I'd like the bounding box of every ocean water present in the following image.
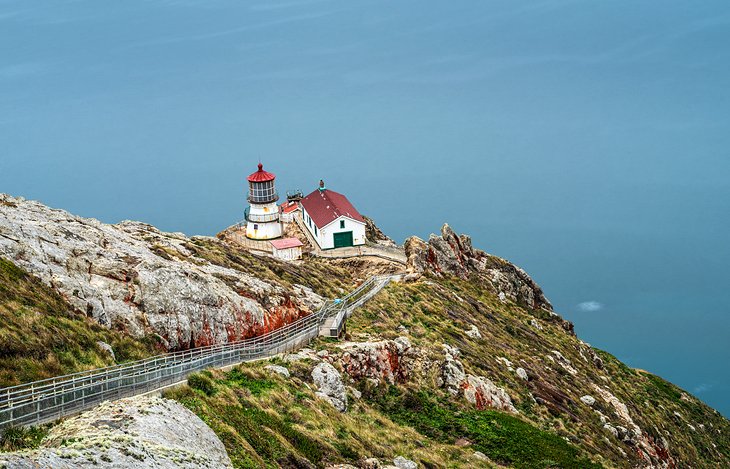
[1,1,728,416]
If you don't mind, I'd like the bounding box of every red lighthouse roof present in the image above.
[247,163,276,183]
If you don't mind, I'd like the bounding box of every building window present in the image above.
[314,226,318,236]
[254,224,259,230]
[340,220,345,229]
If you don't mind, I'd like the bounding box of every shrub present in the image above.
[188,372,217,396]
[1,425,49,451]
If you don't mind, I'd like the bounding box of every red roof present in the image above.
[300,188,365,228]
[270,238,304,250]
[247,163,276,183]
[280,201,300,214]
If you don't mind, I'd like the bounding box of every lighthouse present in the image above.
[245,163,282,240]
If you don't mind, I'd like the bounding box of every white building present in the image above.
[245,163,283,240]
[299,182,366,250]
[279,200,300,224]
[270,238,304,261]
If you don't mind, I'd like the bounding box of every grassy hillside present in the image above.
[350,276,730,467]
[165,270,729,468]
[164,364,485,468]
[1,238,727,467]
[0,258,161,387]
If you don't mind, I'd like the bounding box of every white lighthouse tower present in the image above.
[245,163,282,240]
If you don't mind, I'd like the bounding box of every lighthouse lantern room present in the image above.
[245,163,283,240]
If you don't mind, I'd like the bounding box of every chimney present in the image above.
[319,179,326,192]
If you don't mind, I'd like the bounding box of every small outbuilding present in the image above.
[270,237,304,261]
[300,181,366,250]
[279,200,300,224]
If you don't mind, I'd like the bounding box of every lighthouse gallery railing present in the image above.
[0,275,392,431]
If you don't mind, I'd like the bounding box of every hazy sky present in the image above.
[1,0,729,415]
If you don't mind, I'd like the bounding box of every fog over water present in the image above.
[1,1,729,415]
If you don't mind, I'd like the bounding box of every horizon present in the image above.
[1,0,729,417]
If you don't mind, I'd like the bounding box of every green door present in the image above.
[333,231,354,248]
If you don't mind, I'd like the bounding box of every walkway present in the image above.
[0,275,397,431]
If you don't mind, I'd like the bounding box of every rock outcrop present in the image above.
[312,362,348,412]
[461,375,517,413]
[439,344,517,413]
[592,384,677,467]
[404,224,552,310]
[392,456,418,469]
[0,194,323,350]
[338,336,415,385]
[363,215,397,248]
[0,395,232,468]
[264,365,290,378]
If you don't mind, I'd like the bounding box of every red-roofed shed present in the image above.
[270,237,304,261]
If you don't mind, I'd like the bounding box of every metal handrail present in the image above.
[0,275,395,430]
[246,212,280,223]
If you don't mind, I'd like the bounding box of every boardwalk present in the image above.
[0,275,396,431]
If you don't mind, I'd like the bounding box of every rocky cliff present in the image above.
[405,224,552,311]
[1,197,728,469]
[0,194,325,350]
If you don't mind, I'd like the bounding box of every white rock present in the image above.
[312,362,347,412]
[96,341,115,360]
[0,395,232,468]
[496,356,513,370]
[394,336,412,352]
[264,365,290,378]
[393,456,418,469]
[465,325,482,339]
[550,351,578,375]
[283,349,321,363]
[516,367,528,381]
[593,384,641,435]
[441,352,466,396]
[580,395,596,406]
[472,451,489,461]
[362,458,382,469]
[604,423,619,438]
[442,343,461,358]
[530,319,543,330]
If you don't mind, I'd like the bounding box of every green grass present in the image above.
[166,363,482,468]
[643,373,682,401]
[372,387,602,469]
[0,258,161,388]
[168,368,331,468]
[224,368,276,396]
